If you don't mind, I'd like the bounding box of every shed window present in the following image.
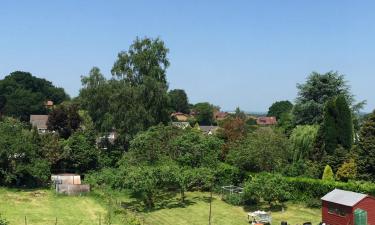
[328,203,346,217]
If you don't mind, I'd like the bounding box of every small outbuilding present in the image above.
[51,174,90,195]
[321,189,375,225]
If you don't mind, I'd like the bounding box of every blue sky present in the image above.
[1,1,374,112]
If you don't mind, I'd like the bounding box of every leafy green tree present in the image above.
[109,37,171,147]
[193,102,215,125]
[322,165,334,181]
[357,111,375,180]
[0,118,50,187]
[317,96,353,159]
[79,67,112,132]
[244,173,291,206]
[290,125,319,162]
[293,71,354,125]
[60,130,99,173]
[169,129,223,168]
[268,100,293,120]
[226,127,290,172]
[0,71,69,121]
[111,37,169,84]
[336,159,357,182]
[169,89,190,113]
[336,95,353,149]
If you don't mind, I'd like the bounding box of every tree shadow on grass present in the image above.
[121,192,198,213]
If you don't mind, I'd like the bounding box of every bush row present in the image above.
[242,173,375,206]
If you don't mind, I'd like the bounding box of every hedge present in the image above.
[244,173,375,203]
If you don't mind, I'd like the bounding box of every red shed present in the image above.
[321,189,375,225]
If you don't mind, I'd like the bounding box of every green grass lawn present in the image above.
[0,188,106,225]
[0,187,321,225]
[139,192,321,225]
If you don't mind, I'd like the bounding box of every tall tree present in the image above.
[293,71,354,125]
[268,100,293,120]
[319,96,353,155]
[79,67,112,132]
[169,89,190,113]
[357,110,375,180]
[109,37,171,147]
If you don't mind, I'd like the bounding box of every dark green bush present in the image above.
[222,193,244,206]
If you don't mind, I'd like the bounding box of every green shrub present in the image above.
[322,165,335,181]
[222,193,244,206]
[0,214,9,225]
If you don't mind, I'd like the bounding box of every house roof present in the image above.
[256,116,277,125]
[45,100,54,106]
[321,189,367,207]
[30,115,49,129]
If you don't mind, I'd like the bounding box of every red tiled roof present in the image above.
[256,116,277,125]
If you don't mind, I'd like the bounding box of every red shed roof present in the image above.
[321,189,367,207]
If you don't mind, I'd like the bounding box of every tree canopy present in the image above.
[268,100,293,120]
[293,71,353,125]
[169,89,190,113]
[0,71,69,121]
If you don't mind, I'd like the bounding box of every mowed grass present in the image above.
[0,188,106,225]
[0,188,321,225]
[142,192,248,225]
[141,192,321,225]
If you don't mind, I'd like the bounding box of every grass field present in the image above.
[0,188,106,225]
[140,192,321,225]
[0,188,321,225]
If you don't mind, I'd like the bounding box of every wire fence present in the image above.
[3,213,148,225]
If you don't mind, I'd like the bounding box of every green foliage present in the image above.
[226,127,290,172]
[316,96,353,165]
[268,100,293,119]
[290,125,319,162]
[0,71,69,121]
[60,130,99,173]
[126,125,223,168]
[322,165,334,181]
[193,102,215,125]
[358,110,375,180]
[0,214,9,225]
[0,118,50,187]
[79,67,111,132]
[169,89,190,113]
[244,173,291,206]
[222,192,244,206]
[293,71,353,125]
[336,95,354,149]
[336,159,357,182]
[277,112,295,136]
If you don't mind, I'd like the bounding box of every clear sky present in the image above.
[1,0,374,112]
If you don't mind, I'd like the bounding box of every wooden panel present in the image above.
[322,201,352,225]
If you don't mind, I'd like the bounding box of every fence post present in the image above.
[55,217,58,225]
[24,215,27,225]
